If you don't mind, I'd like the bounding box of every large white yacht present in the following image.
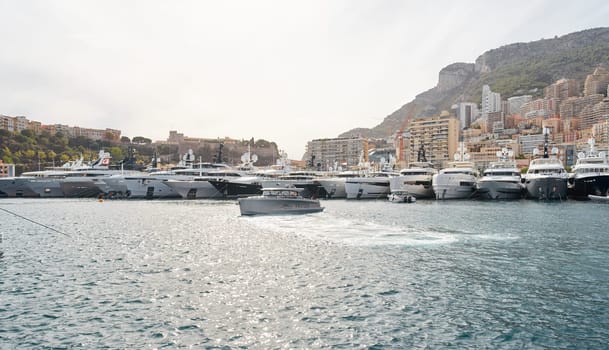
[432,145,478,200]
[567,138,609,200]
[476,148,524,200]
[389,162,436,199]
[345,171,397,199]
[101,150,232,199]
[523,138,568,200]
[314,170,360,199]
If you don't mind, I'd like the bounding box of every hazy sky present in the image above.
[1,1,609,159]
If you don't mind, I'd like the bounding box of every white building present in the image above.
[482,85,501,115]
[507,95,532,116]
[452,102,479,129]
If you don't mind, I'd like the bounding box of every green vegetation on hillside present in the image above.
[467,43,609,103]
[0,129,165,174]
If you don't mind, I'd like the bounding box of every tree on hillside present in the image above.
[132,136,152,144]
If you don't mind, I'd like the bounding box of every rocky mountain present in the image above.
[339,27,609,139]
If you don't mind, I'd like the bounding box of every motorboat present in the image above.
[433,144,478,200]
[567,138,609,200]
[389,162,436,199]
[345,171,397,199]
[476,148,524,200]
[238,187,324,215]
[523,133,568,200]
[388,190,416,203]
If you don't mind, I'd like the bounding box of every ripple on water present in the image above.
[1,199,608,348]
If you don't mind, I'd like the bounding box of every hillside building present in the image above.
[452,102,478,129]
[559,94,604,119]
[304,136,369,170]
[579,98,609,130]
[0,160,15,177]
[507,95,532,116]
[520,98,560,118]
[544,78,579,100]
[482,85,501,115]
[403,113,459,167]
[584,67,609,96]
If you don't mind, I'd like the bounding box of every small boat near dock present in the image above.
[388,190,416,203]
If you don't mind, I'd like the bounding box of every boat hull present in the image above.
[476,180,523,200]
[314,178,347,199]
[118,178,181,199]
[432,174,476,200]
[60,179,103,198]
[345,180,390,199]
[164,180,224,199]
[588,194,609,202]
[208,179,262,198]
[26,178,64,197]
[568,175,609,200]
[238,197,324,215]
[524,177,568,200]
[389,176,434,199]
[0,177,39,197]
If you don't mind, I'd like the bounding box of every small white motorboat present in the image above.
[238,187,324,215]
[388,190,416,203]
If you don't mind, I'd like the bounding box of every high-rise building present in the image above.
[520,98,560,118]
[544,78,579,100]
[580,98,609,130]
[404,113,459,167]
[482,85,501,115]
[584,67,609,96]
[452,102,478,129]
[559,94,604,119]
[305,136,369,170]
[506,95,532,116]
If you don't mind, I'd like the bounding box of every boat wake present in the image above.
[241,214,459,247]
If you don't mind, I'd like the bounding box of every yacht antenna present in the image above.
[543,128,549,158]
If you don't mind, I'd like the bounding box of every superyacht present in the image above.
[432,144,478,200]
[476,148,524,200]
[523,134,568,200]
[567,138,609,200]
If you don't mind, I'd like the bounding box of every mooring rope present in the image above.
[0,207,71,237]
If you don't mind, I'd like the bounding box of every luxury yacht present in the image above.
[433,145,478,200]
[389,162,436,199]
[314,170,360,199]
[476,148,524,200]
[345,171,397,199]
[523,136,568,200]
[567,138,609,200]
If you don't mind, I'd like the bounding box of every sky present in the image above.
[1,1,609,160]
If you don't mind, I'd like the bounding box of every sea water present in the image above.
[1,198,608,349]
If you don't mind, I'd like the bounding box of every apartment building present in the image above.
[403,113,459,167]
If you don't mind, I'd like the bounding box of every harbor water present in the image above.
[1,198,608,349]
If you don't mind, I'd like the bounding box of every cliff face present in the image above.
[340,27,609,139]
